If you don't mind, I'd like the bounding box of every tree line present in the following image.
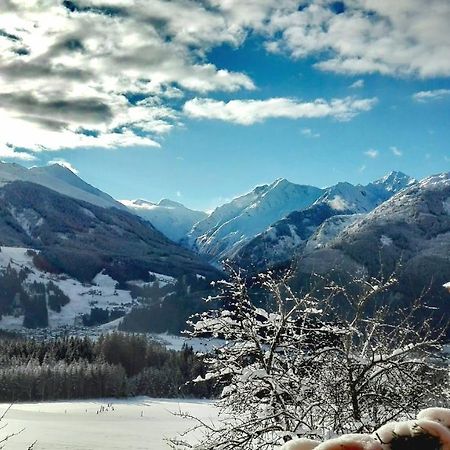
[0,332,215,402]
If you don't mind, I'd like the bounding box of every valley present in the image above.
[0,162,448,336]
[1,3,449,448]
[0,397,217,450]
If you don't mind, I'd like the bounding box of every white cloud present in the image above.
[265,0,450,78]
[48,159,79,174]
[412,89,450,102]
[364,149,379,159]
[1,0,449,153]
[0,146,37,161]
[390,146,403,157]
[349,79,364,89]
[301,128,320,138]
[184,96,377,125]
[0,0,256,152]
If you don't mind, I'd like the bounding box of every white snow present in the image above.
[418,407,450,427]
[148,272,177,287]
[280,438,320,450]
[0,246,35,267]
[152,332,225,353]
[121,198,206,242]
[328,195,349,211]
[444,198,450,215]
[43,273,133,328]
[0,162,124,210]
[0,397,217,450]
[93,271,118,290]
[419,172,450,189]
[188,179,323,260]
[305,214,362,251]
[314,434,381,450]
[380,234,393,246]
[0,247,134,330]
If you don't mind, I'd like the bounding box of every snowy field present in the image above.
[0,397,217,449]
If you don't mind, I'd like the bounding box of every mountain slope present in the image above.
[187,178,324,261]
[233,171,415,269]
[0,162,124,210]
[121,198,207,242]
[292,172,450,317]
[0,246,136,329]
[0,180,218,284]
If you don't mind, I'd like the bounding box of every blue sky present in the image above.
[1,1,449,211]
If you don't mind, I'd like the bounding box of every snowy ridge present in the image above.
[290,172,450,320]
[121,198,206,242]
[187,178,324,260]
[0,161,124,210]
[341,172,449,237]
[304,214,364,252]
[232,171,416,269]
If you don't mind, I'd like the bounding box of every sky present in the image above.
[0,0,449,211]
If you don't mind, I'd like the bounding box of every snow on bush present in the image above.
[279,438,320,450]
[170,266,448,450]
[281,408,450,450]
[418,407,450,427]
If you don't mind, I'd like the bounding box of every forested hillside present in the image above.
[0,332,215,402]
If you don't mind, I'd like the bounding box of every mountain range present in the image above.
[186,178,323,261]
[0,162,217,330]
[0,160,448,332]
[121,198,206,243]
[232,171,416,270]
[290,173,450,322]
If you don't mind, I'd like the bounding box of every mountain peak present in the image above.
[270,177,289,187]
[419,172,450,188]
[158,199,185,208]
[48,162,71,171]
[373,171,416,192]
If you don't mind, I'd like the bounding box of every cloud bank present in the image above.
[0,0,255,152]
[184,96,377,125]
[0,0,449,153]
[266,0,450,78]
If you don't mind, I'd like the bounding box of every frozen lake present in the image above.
[0,397,217,449]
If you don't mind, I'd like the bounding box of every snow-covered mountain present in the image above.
[0,161,124,210]
[293,172,450,319]
[0,180,217,283]
[186,178,324,261]
[121,198,207,243]
[233,171,416,269]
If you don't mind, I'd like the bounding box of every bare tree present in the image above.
[170,267,448,449]
[0,405,35,450]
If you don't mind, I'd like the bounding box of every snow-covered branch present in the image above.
[171,267,448,449]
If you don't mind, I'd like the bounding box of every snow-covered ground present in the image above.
[0,247,135,329]
[152,332,225,353]
[0,397,217,449]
